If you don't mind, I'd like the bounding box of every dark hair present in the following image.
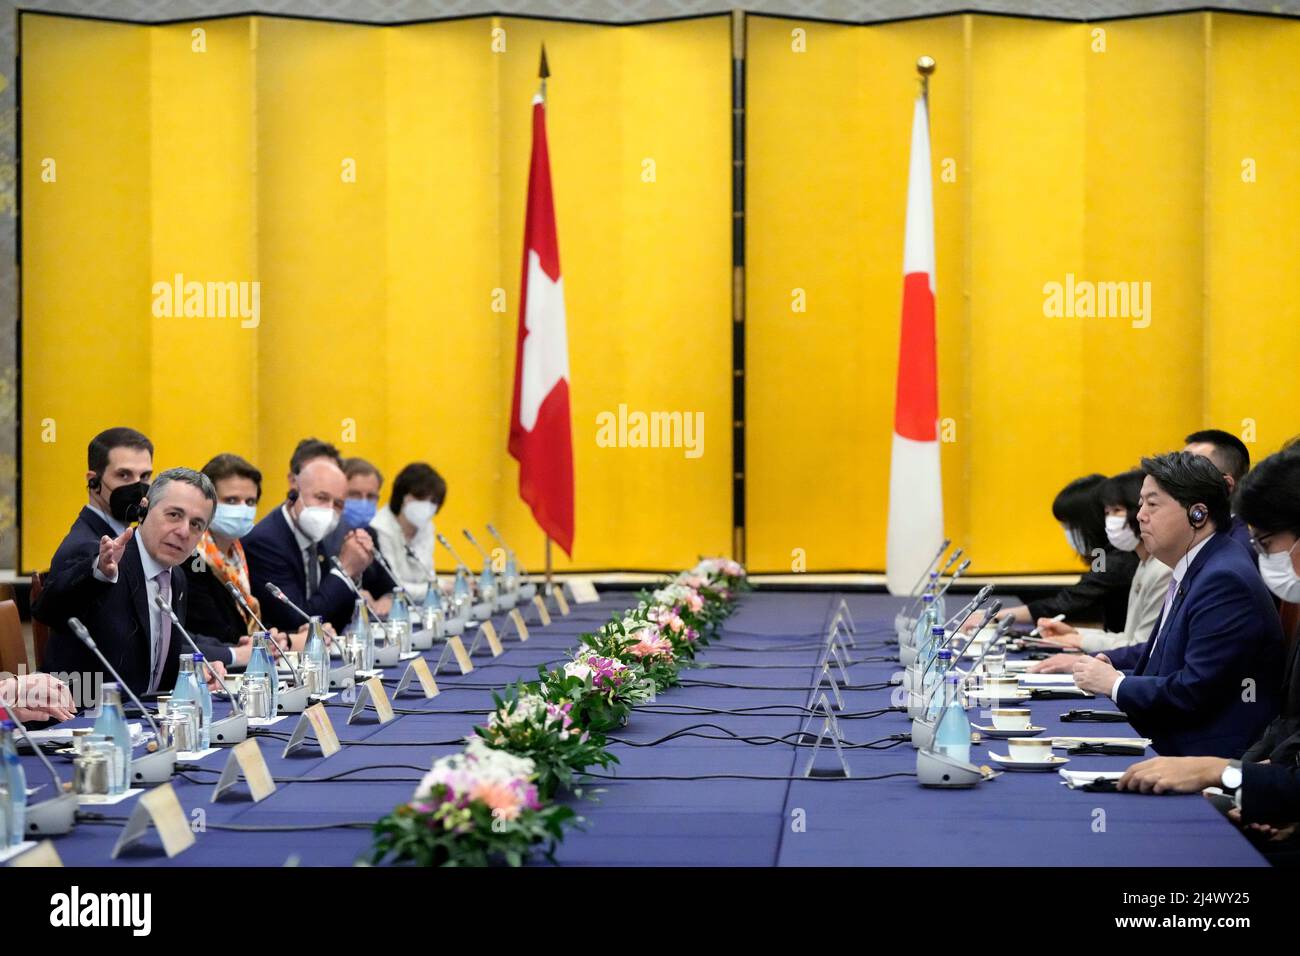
[146,467,217,512]
[202,453,263,502]
[1100,469,1145,537]
[1051,474,1108,556]
[1185,429,1251,482]
[342,457,383,488]
[88,427,153,474]
[389,463,447,516]
[1141,451,1232,531]
[289,438,341,475]
[1235,439,1300,538]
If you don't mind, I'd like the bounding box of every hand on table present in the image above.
[1026,653,1079,674]
[0,673,77,722]
[1072,653,1120,696]
[1118,756,1229,794]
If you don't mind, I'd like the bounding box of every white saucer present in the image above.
[971,724,1045,739]
[967,689,1032,703]
[987,752,1069,772]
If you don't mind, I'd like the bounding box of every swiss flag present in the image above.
[885,91,944,594]
[509,94,575,556]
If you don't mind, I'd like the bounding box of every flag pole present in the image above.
[539,41,554,598]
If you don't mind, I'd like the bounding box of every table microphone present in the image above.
[933,558,972,600]
[920,600,1002,712]
[486,523,529,576]
[67,617,176,785]
[265,582,312,625]
[435,532,472,574]
[153,595,248,744]
[402,542,441,588]
[462,528,492,564]
[904,537,953,599]
[906,547,963,616]
[942,584,994,633]
[1,705,77,835]
[329,556,387,620]
[225,580,269,632]
[368,548,410,603]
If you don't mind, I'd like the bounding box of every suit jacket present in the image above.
[34,528,184,700]
[1244,622,1300,766]
[323,517,395,599]
[1025,547,1139,632]
[243,507,357,632]
[1107,533,1284,757]
[1242,760,1300,825]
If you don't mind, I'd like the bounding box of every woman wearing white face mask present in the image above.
[1236,441,1300,769]
[1028,470,1173,672]
[183,454,271,668]
[961,473,1140,634]
[368,462,448,603]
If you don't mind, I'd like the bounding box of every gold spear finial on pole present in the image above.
[916,55,936,100]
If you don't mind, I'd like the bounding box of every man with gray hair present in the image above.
[38,466,230,698]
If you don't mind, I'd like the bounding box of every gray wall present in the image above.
[3,0,1297,571]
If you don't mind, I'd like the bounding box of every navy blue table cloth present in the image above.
[16,591,1267,866]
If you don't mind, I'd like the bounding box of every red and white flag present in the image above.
[885,91,943,595]
[509,93,575,556]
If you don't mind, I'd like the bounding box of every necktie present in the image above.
[153,570,173,690]
[306,544,320,597]
[1148,574,1180,656]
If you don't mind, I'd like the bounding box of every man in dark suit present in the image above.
[1185,428,1256,556]
[35,468,220,700]
[1073,452,1283,757]
[244,457,375,632]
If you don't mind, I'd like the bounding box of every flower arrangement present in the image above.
[370,739,575,867]
[371,557,746,867]
[474,683,617,800]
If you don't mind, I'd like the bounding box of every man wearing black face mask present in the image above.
[33,428,155,629]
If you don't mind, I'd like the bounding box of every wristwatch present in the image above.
[1221,759,1242,791]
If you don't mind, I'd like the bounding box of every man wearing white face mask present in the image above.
[1029,470,1173,671]
[367,462,448,603]
[245,457,375,631]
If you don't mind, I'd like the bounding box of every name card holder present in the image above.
[393,657,440,699]
[282,702,342,758]
[801,694,850,779]
[211,739,277,804]
[112,782,196,859]
[503,608,530,642]
[347,676,396,725]
[466,620,503,657]
[430,636,474,676]
[532,595,552,627]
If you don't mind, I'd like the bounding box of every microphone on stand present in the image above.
[153,596,248,744]
[933,558,972,601]
[905,538,954,598]
[67,617,175,785]
[329,556,387,620]
[906,547,964,617]
[264,582,312,625]
[1,705,77,835]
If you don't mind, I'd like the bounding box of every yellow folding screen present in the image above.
[20,12,733,573]
[20,11,1300,575]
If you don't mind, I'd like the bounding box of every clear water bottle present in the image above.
[346,599,373,672]
[0,772,10,849]
[912,593,935,648]
[245,632,279,717]
[304,616,331,696]
[389,589,410,653]
[92,683,132,794]
[421,582,444,633]
[0,722,26,845]
[170,654,211,751]
[478,562,497,605]
[928,572,946,620]
[452,567,471,617]
[503,556,519,595]
[934,673,971,764]
[924,648,954,721]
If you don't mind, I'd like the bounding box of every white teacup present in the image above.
[991,708,1031,731]
[1007,738,1054,762]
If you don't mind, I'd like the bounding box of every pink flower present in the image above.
[471,780,526,821]
[687,593,704,613]
[628,632,674,661]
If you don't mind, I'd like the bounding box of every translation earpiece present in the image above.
[1188,504,1208,527]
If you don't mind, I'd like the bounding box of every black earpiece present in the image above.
[1188,504,1208,528]
[287,489,299,503]
[88,474,101,492]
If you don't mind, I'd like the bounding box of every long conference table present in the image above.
[17,590,1266,867]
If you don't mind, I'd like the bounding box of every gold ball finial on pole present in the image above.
[916,55,936,99]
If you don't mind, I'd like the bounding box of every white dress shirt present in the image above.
[1110,533,1215,701]
[369,507,436,602]
[93,538,170,694]
[281,503,352,595]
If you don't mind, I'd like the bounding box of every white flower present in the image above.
[563,660,592,681]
